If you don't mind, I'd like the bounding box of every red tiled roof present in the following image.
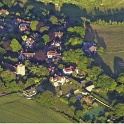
[47,51,61,56]
[22,52,35,57]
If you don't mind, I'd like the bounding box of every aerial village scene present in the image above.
[0,0,124,123]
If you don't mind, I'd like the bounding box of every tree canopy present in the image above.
[10,39,22,52]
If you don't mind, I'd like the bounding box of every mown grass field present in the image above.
[0,94,72,123]
[92,24,124,76]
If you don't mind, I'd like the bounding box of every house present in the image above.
[85,82,95,92]
[23,86,36,98]
[0,9,9,15]
[19,50,46,63]
[86,84,95,91]
[81,41,97,56]
[50,40,61,48]
[23,37,35,48]
[49,40,61,50]
[47,50,61,58]
[63,66,74,75]
[16,64,25,76]
[54,31,63,38]
[50,75,67,87]
[18,52,35,60]
[19,23,29,31]
[17,18,32,24]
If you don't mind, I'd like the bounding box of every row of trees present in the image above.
[92,19,124,26]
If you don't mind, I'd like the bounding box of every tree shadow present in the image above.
[107,90,124,105]
[41,79,56,95]
[113,56,124,78]
[90,7,124,22]
[94,30,106,49]
[84,23,112,77]
[91,54,113,77]
[60,3,88,23]
[84,27,95,42]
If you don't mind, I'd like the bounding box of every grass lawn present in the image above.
[91,24,124,77]
[0,94,73,123]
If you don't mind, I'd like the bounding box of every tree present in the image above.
[0,79,5,94]
[0,66,3,72]
[68,37,83,47]
[0,2,3,7]
[117,73,124,84]
[49,16,58,25]
[62,49,84,64]
[115,84,124,93]
[39,26,49,33]
[42,34,50,44]
[75,110,86,121]
[112,103,124,119]
[2,0,13,7]
[62,49,92,71]
[21,35,27,41]
[35,90,55,108]
[28,65,49,77]
[1,70,16,83]
[97,74,117,91]
[86,66,103,82]
[69,96,76,104]
[10,39,22,52]
[58,63,65,69]
[5,81,20,92]
[0,47,7,54]
[67,26,85,38]
[30,20,39,31]
[25,78,35,88]
[24,60,31,67]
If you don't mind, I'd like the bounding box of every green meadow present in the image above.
[0,94,72,123]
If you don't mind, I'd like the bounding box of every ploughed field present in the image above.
[0,94,72,123]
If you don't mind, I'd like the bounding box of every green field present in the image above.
[0,94,72,123]
[92,24,124,77]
